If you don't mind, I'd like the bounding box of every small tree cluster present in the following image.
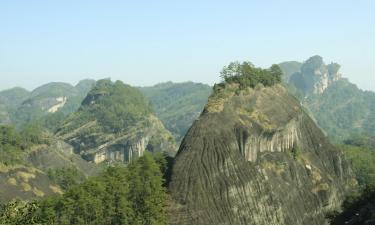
[220,61,282,89]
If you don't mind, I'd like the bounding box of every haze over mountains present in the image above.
[0,56,374,224]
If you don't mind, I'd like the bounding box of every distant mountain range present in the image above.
[1,56,374,145]
[279,55,375,142]
[0,58,374,224]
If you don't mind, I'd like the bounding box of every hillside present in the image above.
[139,82,211,142]
[0,125,98,203]
[169,63,355,225]
[0,80,95,129]
[280,56,375,142]
[0,87,30,125]
[56,79,176,164]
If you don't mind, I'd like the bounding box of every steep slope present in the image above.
[56,79,176,164]
[0,126,98,203]
[280,56,375,142]
[8,80,95,128]
[139,82,211,142]
[304,79,375,141]
[287,55,341,96]
[169,82,355,225]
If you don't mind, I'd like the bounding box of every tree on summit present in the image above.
[220,61,282,88]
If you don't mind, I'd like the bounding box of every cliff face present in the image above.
[56,79,176,164]
[288,56,341,95]
[57,114,175,164]
[169,84,355,225]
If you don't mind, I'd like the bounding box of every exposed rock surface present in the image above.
[56,80,176,164]
[2,80,95,127]
[57,114,175,164]
[287,56,341,96]
[280,56,375,141]
[169,83,355,225]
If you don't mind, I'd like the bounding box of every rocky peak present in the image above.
[287,56,342,96]
[56,79,176,164]
[169,83,355,225]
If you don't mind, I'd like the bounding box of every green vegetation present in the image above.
[0,125,48,165]
[63,79,152,133]
[219,61,282,89]
[329,186,375,225]
[305,79,375,142]
[139,82,211,142]
[0,80,95,130]
[340,144,375,188]
[47,167,85,191]
[280,56,375,142]
[328,140,375,224]
[0,153,168,225]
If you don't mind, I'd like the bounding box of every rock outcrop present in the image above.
[169,83,355,225]
[288,56,341,95]
[58,114,175,164]
[56,79,176,164]
[4,80,96,127]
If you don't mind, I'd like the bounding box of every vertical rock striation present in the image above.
[169,84,355,225]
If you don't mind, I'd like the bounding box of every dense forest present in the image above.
[0,153,168,225]
[0,125,48,165]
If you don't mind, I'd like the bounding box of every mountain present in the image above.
[304,79,375,141]
[168,63,355,225]
[139,82,211,142]
[278,61,302,82]
[285,55,341,96]
[0,79,95,128]
[0,125,98,203]
[0,87,30,125]
[56,79,176,164]
[280,56,375,142]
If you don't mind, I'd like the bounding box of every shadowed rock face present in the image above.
[169,84,355,225]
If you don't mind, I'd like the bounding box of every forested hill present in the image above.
[56,79,176,164]
[0,79,96,130]
[139,81,211,143]
[280,56,375,142]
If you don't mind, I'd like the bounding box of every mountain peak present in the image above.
[282,56,342,96]
[169,77,355,225]
[57,79,176,163]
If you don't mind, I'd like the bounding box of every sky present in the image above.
[0,0,374,91]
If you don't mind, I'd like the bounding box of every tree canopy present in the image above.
[219,61,282,89]
[0,153,168,225]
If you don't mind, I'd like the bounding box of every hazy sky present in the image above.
[1,0,374,91]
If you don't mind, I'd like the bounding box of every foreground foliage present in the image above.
[328,141,375,224]
[0,153,168,225]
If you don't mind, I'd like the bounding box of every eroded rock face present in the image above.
[289,56,341,95]
[57,115,176,164]
[169,84,355,225]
